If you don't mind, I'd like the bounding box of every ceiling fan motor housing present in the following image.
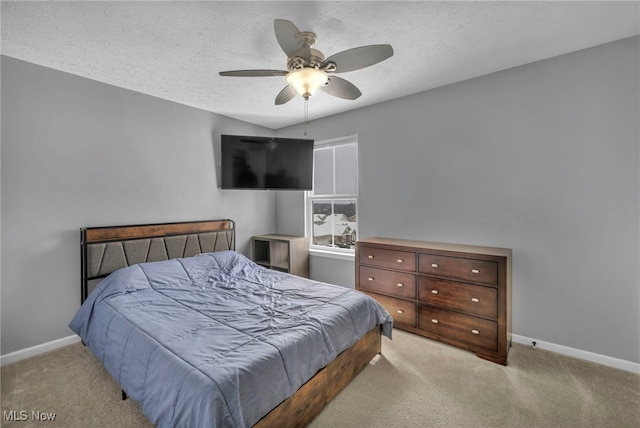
[287,51,326,70]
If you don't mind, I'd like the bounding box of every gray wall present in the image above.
[1,56,277,355]
[276,37,640,363]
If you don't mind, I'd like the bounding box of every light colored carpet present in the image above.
[2,329,638,427]
[311,330,640,428]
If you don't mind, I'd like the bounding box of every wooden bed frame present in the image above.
[80,219,382,427]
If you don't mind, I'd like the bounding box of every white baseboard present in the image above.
[2,333,638,374]
[0,335,81,367]
[511,334,639,374]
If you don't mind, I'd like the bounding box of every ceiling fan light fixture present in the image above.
[220,20,393,106]
[285,68,329,99]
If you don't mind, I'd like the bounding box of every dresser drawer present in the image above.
[418,254,497,285]
[418,277,497,319]
[418,306,497,351]
[359,246,416,272]
[359,266,416,299]
[363,292,416,328]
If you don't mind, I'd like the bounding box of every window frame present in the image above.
[306,135,358,256]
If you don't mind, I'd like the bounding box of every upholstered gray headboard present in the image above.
[80,219,235,303]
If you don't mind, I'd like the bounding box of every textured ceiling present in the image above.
[2,1,638,129]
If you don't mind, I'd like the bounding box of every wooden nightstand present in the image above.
[252,234,309,278]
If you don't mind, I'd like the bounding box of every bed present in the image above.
[69,219,393,428]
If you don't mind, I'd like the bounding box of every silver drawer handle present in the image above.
[431,263,438,268]
[397,259,404,263]
[471,329,480,335]
[471,269,480,274]
[396,309,405,314]
[431,290,439,295]
[397,283,404,287]
[471,297,480,303]
[431,319,439,324]
[368,255,374,259]
[368,277,374,281]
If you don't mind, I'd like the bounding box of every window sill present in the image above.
[309,248,356,262]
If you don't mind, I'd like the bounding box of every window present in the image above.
[307,136,358,253]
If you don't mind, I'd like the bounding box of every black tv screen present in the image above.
[220,135,314,190]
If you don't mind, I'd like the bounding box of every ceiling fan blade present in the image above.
[275,86,297,105]
[321,76,362,100]
[274,19,302,57]
[322,44,393,73]
[219,70,288,77]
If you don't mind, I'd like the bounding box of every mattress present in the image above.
[69,250,392,427]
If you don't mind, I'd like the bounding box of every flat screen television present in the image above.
[220,134,314,190]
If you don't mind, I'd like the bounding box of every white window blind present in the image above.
[307,136,358,252]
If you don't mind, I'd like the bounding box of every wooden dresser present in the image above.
[356,237,512,365]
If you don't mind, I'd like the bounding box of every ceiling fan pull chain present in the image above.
[304,98,309,137]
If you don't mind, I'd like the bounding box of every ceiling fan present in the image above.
[219,19,393,105]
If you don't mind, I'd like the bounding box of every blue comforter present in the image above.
[70,250,392,427]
